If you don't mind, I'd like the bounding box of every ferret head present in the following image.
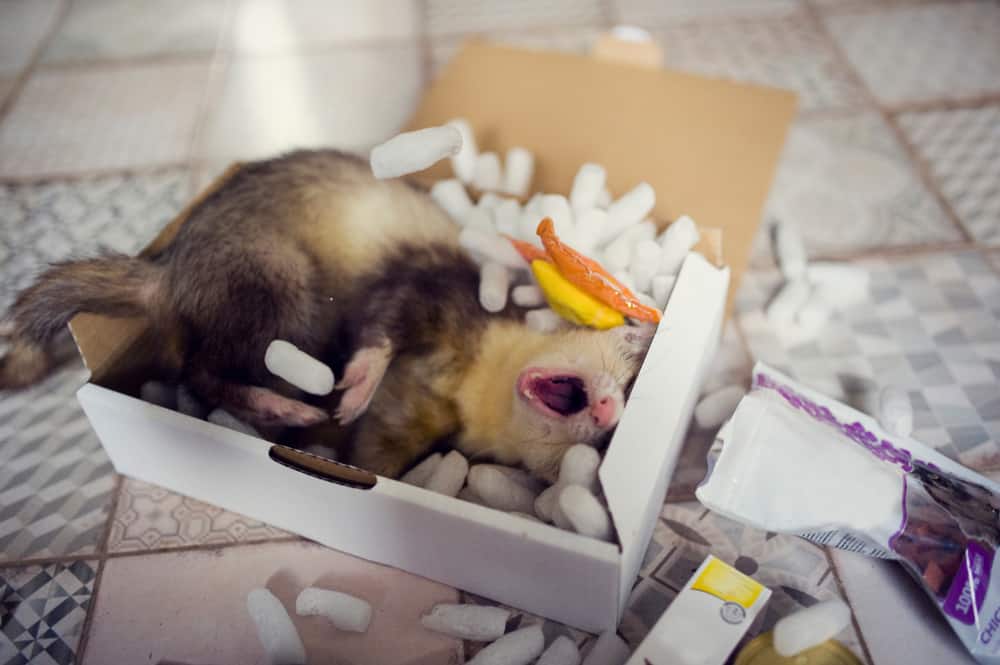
[511,323,654,454]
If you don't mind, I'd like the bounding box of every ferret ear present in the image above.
[615,321,657,350]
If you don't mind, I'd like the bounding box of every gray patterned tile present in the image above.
[0,63,211,177]
[757,113,962,260]
[42,0,229,64]
[0,560,96,665]
[897,106,1000,246]
[652,12,867,112]
[824,3,1000,106]
[737,251,1000,471]
[426,0,605,36]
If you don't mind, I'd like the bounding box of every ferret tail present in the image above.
[0,253,164,390]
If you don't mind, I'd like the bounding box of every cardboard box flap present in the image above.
[406,41,796,303]
[599,253,730,617]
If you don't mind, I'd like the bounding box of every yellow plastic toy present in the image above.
[531,259,625,330]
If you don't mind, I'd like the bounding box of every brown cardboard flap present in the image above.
[407,41,796,309]
[72,164,246,379]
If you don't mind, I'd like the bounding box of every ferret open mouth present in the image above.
[518,370,589,418]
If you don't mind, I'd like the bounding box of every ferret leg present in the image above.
[335,339,393,425]
[188,368,328,428]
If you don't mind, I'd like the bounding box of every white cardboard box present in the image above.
[69,40,794,632]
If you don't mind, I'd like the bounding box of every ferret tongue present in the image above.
[533,376,587,416]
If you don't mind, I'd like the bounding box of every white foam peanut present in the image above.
[573,208,607,255]
[448,118,478,183]
[601,240,632,274]
[370,126,461,179]
[478,192,502,209]
[570,163,607,214]
[526,308,563,333]
[878,385,913,438]
[175,384,207,419]
[468,465,539,513]
[602,221,654,270]
[519,193,546,247]
[561,444,601,491]
[581,631,630,665]
[512,284,545,307]
[534,485,559,522]
[630,239,662,294]
[694,385,746,430]
[596,186,612,209]
[537,635,582,665]
[474,152,503,191]
[140,380,176,409]
[601,182,655,244]
[559,485,612,541]
[494,199,521,237]
[296,587,372,633]
[797,299,830,331]
[479,262,511,313]
[431,179,473,223]
[658,215,700,275]
[265,340,335,396]
[208,408,260,438]
[464,206,495,234]
[774,222,808,280]
[460,227,526,269]
[421,603,511,641]
[247,588,307,665]
[551,498,575,531]
[458,486,486,505]
[468,624,545,665]
[766,279,811,327]
[503,147,534,197]
[612,270,636,294]
[400,453,443,487]
[424,450,469,497]
[651,274,676,309]
[541,194,574,238]
[773,598,851,657]
[809,262,870,308]
[510,511,543,523]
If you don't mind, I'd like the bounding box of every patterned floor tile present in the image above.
[651,12,867,113]
[230,0,420,53]
[0,560,96,665]
[897,105,1000,246]
[198,46,422,162]
[41,0,229,64]
[426,0,606,36]
[824,3,1000,106]
[613,0,799,25]
[737,251,1000,470]
[756,113,961,260]
[0,366,115,563]
[624,501,869,661]
[0,0,62,77]
[83,540,462,665]
[0,63,211,178]
[0,77,16,109]
[431,28,603,78]
[108,478,290,553]
[0,170,191,312]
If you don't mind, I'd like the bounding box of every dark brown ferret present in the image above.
[0,150,652,481]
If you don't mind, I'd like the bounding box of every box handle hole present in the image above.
[268,445,376,490]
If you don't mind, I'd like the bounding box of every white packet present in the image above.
[696,362,1000,664]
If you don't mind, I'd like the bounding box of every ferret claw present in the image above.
[335,344,392,425]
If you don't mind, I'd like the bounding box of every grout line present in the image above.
[801,0,975,243]
[0,161,194,186]
[0,0,73,128]
[814,0,982,17]
[886,92,1000,116]
[823,548,878,665]
[35,50,216,73]
[600,0,618,28]
[416,0,433,88]
[810,240,982,264]
[73,557,105,665]
[0,552,99,570]
[103,534,303,561]
[96,474,124,556]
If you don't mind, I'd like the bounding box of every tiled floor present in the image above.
[0,1,998,663]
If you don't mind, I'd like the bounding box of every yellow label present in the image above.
[690,557,764,608]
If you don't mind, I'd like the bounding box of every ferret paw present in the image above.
[241,386,329,427]
[334,344,392,425]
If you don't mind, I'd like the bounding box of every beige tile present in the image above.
[761,113,962,257]
[230,0,419,54]
[0,62,211,178]
[426,0,605,36]
[824,3,1000,106]
[108,478,290,553]
[84,540,462,665]
[0,0,62,76]
[613,0,799,25]
[198,46,422,162]
[42,0,228,64]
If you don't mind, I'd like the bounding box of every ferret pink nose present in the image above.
[591,396,617,428]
